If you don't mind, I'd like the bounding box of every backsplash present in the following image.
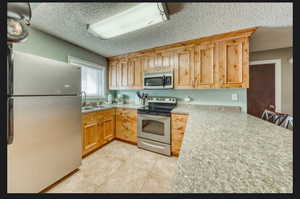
[115,89,247,112]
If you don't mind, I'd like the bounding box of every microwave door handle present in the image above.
[162,75,166,87]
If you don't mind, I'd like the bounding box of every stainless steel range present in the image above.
[137,96,177,156]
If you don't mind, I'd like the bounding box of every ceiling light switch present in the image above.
[232,93,238,101]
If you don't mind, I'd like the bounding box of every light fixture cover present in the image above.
[87,3,168,39]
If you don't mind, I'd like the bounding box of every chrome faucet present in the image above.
[81,91,87,107]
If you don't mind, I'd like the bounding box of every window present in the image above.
[81,66,104,97]
[68,56,105,97]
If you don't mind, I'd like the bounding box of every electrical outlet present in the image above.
[232,93,238,101]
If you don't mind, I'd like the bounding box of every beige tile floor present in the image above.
[47,140,178,193]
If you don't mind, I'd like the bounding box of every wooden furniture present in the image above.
[108,27,257,90]
[81,109,115,157]
[115,108,138,144]
[171,113,188,156]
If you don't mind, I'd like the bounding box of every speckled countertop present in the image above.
[171,104,293,193]
[81,104,144,113]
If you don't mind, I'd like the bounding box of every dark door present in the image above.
[247,64,275,118]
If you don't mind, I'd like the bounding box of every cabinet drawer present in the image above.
[171,114,188,130]
[116,108,137,118]
[101,108,115,117]
[82,112,97,123]
[172,129,185,140]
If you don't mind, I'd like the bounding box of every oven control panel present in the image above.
[148,96,177,104]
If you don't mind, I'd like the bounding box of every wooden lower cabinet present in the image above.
[82,112,100,156]
[115,108,137,144]
[82,120,99,156]
[81,109,115,157]
[100,109,115,144]
[171,113,188,156]
[82,108,189,157]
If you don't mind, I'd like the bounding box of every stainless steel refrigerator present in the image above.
[7,51,82,193]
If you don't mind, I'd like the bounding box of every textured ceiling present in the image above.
[30,2,293,57]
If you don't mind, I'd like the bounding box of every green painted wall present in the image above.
[13,27,107,66]
[116,89,247,112]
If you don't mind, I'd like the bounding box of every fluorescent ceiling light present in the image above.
[87,3,168,39]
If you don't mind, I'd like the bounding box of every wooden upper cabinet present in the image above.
[116,61,122,88]
[155,50,174,72]
[194,42,216,88]
[127,58,135,87]
[108,27,256,90]
[218,37,249,88]
[174,46,195,89]
[120,59,128,88]
[131,57,144,89]
[142,54,156,72]
[109,61,118,89]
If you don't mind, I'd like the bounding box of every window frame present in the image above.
[68,56,106,98]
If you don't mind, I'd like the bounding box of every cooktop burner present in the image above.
[137,96,177,116]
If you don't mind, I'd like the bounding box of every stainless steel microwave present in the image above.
[144,71,173,89]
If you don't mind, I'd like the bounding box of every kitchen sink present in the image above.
[81,106,94,110]
[81,105,106,111]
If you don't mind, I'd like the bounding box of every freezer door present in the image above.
[11,51,81,96]
[7,96,81,193]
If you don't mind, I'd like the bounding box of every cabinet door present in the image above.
[82,120,99,156]
[109,61,118,89]
[218,37,249,88]
[116,62,122,88]
[102,109,115,143]
[120,59,128,88]
[128,57,143,89]
[174,46,195,89]
[134,57,143,89]
[155,50,174,72]
[194,43,216,88]
[115,108,137,144]
[127,58,135,88]
[102,116,115,143]
[142,54,156,72]
[171,114,188,156]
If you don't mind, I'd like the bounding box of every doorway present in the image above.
[247,64,275,118]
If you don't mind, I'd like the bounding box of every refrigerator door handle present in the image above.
[7,44,14,95]
[7,98,14,145]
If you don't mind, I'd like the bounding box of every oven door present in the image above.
[144,76,164,89]
[138,114,170,144]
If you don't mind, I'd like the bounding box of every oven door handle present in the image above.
[141,141,165,149]
[139,114,170,121]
